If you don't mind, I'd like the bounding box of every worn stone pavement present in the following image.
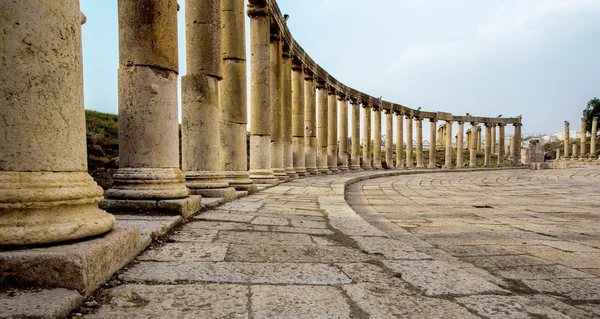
[79,167,599,318]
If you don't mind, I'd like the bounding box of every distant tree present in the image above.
[583,97,600,134]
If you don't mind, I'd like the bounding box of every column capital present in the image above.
[497,123,505,127]
[470,121,478,126]
[337,93,347,101]
[384,109,392,114]
[247,1,269,18]
[303,68,314,81]
[361,102,371,109]
[513,123,523,127]
[429,117,438,123]
[291,58,303,72]
[316,79,326,90]
[269,29,281,43]
[564,121,570,126]
[457,121,463,125]
[349,98,360,105]
[484,122,492,127]
[327,86,337,96]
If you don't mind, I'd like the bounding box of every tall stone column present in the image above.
[385,110,394,169]
[466,130,472,151]
[406,115,414,168]
[484,123,492,167]
[182,0,236,200]
[269,31,288,181]
[456,122,464,168]
[220,0,256,192]
[591,117,598,160]
[491,124,497,154]
[338,96,350,172]
[476,126,482,152]
[373,107,383,169]
[281,46,298,179]
[513,123,522,166]
[291,60,308,177]
[317,81,330,174]
[328,88,340,173]
[579,117,587,161]
[563,121,570,160]
[362,105,373,170]
[445,121,453,168]
[0,0,115,245]
[395,111,405,168]
[304,71,319,175]
[428,118,437,168]
[107,0,194,209]
[248,1,278,184]
[350,100,363,170]
[497,124,505,167]
[469,123,478,167]
[415,118,424,168]
[572,144,578,161]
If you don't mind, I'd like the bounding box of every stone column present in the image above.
[248,1,278,184]
[385,110,394,169]
[579,117,587,161]
[491,124,497,154]
[466,130,472,151]
[395,111,405,168]
[469,123,478,167]
[373,107,383,169]
[107,0,195,210]
[281,46,298,178]
[220,0,256,192]
[328,88,340,173]
[362,104,373,170]
[572,144,578,161]
[445,120,453,168]
[338,95,350,172]
[591,117,598,160]
[428,118,437,168]
[350,100,363,170]
[406,115,414,168]
[476,126,482,152]
[563,121,570,159]
[0,0,115,245]
[304,71,319,175]
[415,118,424,168]
[291,59,308,177]
[456,122,464,168]
[317,81,330,174]
[513,123,522,166]
[182,0,236,200]
[556,148,561,161]
[498,124,505,167]
[268,31,288,182]
[484,123,492,167]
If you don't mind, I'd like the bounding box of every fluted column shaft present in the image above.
[385,111,394,169]
[269,33,288,181]
[338,96,350,172]
[513,124,522,166]
[469,123,478,167]
[563,121,570,159]
[591,117,598,159]
[406,115,414,168]
[456,122,464,168]
[428,119,437,168]
[304,73,318,175]
[220,0,255,191]
[498,124,505,167]
[317,83,330,174]
[373,108,383,169]
[580,117,587,160]
[491,124,497,154]
[350,100,362,170]
[476,127,482,152]
[445,121,453,168]
[281,50,297,178]
[396,113,405,168]
[0,0,115,245]
[248,2,278,184]
[362,105,373,170]
[415,118,424,168]
[291,61,308,176]
[484,123,492,167]
[327,90,340,173]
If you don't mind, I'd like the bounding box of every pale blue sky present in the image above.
[81,0,600,140]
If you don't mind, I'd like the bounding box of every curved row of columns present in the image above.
[0,0,523,247]
[562,118,599,160]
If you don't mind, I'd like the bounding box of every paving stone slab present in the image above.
[0,289,83,319]
[455,295,582,319]
[219,201,263,212]
[383,260,508,296]
[121,261,351,285]
[491,264,595,280]
[169,228,219,242]
[250,216,289,226]
[460,255,554,268]
[195,210,255,223]
[225,244,380,263]
[351,236,433,260]
[215,231,313,245]
[87,284,248,319]
[270,226,335,235]
[442,245,524,257]
[251,285,351,319]
[335,263,413,290]
[521,278,600,301]
[290,219,328,229]
[137,242,228,262]
[185,220,269,231]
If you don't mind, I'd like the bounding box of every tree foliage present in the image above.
[583,97,600,134]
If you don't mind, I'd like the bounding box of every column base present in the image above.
[272,168,291,182]
[224,171,258,194]
[285,167,299,179]
[349,165,363,171]
[294,167,310,177]
[185,171,238,201]
[106,168,190,200]
[318,166,332,175]
[101,195,202,218]
[306,166,320,175]
[249,169,280,185]
[328,166,341,174]
[339,166,351,173]
[0,172,116,246]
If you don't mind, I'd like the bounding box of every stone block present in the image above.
[0,289,83,319]
[101,195,202,218]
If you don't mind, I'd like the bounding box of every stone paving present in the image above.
[78,167,600,318]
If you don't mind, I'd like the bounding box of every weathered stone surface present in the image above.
[491,264,595,280]
[461,255,554,268]
[225,244,379,263]
[121,261,351,285]
[455,295,585,319]
[169,228,219,242]
[216,230,313,245]
[251,216,289,226]
[336,263,413,290]
[87,284,248,318]
[137,242,228,262]
[195,210,255,222]
[522,278,600,300]
[0,289,83,319]
[351,236,433,260]
[251,285,351,319]
[271,226,335,235]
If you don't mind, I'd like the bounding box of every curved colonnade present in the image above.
[0,0,522,247]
